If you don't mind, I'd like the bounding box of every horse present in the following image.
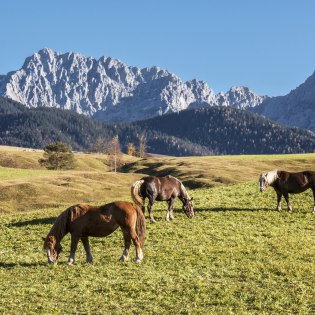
[43,201,146,265]
[131,175,194,223]
[259,170,315,213]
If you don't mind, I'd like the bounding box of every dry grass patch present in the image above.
[122,153,315,188]
[0,172,141,213]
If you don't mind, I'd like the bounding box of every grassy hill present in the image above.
[0,146,141,212]
[122,153,315,188]
[1,145,315,212]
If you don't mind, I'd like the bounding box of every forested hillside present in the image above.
[1,97,314,155]
[133,107,315,155]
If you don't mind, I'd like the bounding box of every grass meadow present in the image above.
[0,148,315,314]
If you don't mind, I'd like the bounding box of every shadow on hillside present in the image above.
[6,217,56,228]
[121,161,165,173]
[0,261,47,268]
[195,207,271,212]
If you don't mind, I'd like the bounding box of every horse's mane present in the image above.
[166,175,190,200]
[48,205,87,242]
[47,207,71,242]
[180,182,191,200]
[265,170,278,185]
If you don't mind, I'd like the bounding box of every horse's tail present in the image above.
[131,179,145,207]
[135,204,146,248]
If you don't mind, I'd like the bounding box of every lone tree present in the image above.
[108,136,124,172]
[127,143,136,156]
[39,142,75,170]
[138,133,147,158]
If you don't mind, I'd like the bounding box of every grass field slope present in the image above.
[0,146,314,314]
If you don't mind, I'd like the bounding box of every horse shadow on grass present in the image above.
[194,207,271,213]
[6,217,56,228]
[0,261,48,268]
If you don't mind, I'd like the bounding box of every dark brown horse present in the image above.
[43,201,146,264]
[259,170,315,213]
[131,175,194,223]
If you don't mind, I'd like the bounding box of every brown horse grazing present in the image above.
[131,175,194,223]
[43,201,146,265]
[259,170,315,213]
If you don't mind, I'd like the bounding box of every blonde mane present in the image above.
[265,170,278,185]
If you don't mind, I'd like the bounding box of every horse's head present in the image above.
[259,173,268,192]
[43,235,62,264]
[183,197,194,218]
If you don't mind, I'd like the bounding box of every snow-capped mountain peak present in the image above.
[0,48,267,122]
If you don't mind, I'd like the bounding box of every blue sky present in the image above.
[1,0,315,96]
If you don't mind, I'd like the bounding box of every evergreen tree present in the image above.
[39,142,75,170]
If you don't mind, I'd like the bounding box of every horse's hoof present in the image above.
[134,258,142,263]
[119,256,128,262]
[150,219,156,224]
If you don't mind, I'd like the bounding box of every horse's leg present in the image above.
[130,227,143,263]
[68,234,80,265]
[166,198,175,221]
[276,191,282,211]
[119,228,131,262]
[312,188,315,214]
[148,196,156,223]
[81,236,93,263]
[283,193,293,212]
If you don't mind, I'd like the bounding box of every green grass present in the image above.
[1,147,315,313]
[1,183,314,314]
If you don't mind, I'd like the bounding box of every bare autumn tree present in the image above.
[89,137,111,154]
[127,143,136,156]
[108,135,124,172]
[138,133,147,158]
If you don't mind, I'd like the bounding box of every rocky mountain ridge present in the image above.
[252,70,315,131]
[0,48,267,122]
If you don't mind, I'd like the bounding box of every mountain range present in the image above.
[0,48,267,123]
[0,48,314,156]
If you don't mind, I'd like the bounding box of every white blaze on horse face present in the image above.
[47,249,52,263]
